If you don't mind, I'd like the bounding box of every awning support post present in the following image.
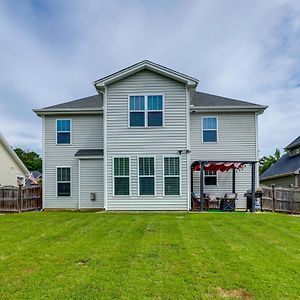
[190,167,194,194]
[232,168,236,194]
[200,163,204,212]
[251,162,256,213]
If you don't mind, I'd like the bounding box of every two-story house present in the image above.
[34,60,267,211]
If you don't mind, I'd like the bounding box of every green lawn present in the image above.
[0,212,299,299]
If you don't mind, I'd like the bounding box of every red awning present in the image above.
[193,162,244,172]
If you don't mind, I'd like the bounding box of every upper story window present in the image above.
[148,95,163,126]
[129,95,163,127]
[202,117,218,143]
[57,119,71,144]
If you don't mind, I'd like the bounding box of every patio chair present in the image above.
[191,192,200,210]
[206,194,219,209]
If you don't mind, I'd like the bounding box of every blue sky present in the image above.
[0,0,299,156]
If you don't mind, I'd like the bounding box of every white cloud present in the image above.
[0,0,299,155]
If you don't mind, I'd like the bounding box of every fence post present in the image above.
[18,185,22,213]
[291,189,294,214]
[271,184,276,212]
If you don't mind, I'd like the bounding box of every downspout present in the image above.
[97,87,107,210]
[42,115,45,210]
[78,159,81,210]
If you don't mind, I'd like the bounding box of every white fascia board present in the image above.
[94,60,199,88]
[75,156,104,160]
[0,132,29,175]
[33,108,103,116]
[190,106,268,113]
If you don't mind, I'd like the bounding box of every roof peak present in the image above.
[94,60,199,88]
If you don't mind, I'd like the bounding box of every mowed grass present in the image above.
[0,212,299,299]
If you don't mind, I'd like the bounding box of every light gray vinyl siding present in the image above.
[106,70,188,210]
[79,159,104,208]
[190,112,257,209]
[44,114,103,208]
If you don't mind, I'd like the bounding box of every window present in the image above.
[164,157,180,195]
[129,95,163,127]
[148,95,163,126]
[114,157,130,195]
[129,96,145,126]
[204,170,217,186]
[57,119,71,144]
[139,157,155,195]
[57,167,71,196]
[202,117,218,142]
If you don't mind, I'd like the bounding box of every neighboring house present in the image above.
[0,132,29,187]
[34,60,267,210]
[25,170,42,187]
[260,136,300,188]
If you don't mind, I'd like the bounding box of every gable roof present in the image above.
[260,153,300,180]
[191,91,267,112]
[94,60,199,90]
[285,136,300,150]
[0,132,29,175]
[33,94,103,115]
[33,91,266,114]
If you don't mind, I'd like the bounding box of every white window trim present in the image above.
[137,156,156,196]
[56,119,72,145]
[56,166,72,197]
[128,94,164,128]
[163,155,181,196]
[204,170,218,187]
[201,116,218,143]
[112,156,131,196]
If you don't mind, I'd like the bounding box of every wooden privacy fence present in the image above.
[0,186,42,213]
[261,186,300,214]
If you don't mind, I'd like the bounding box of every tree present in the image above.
[259,149,281,175]
[14,148,42,173]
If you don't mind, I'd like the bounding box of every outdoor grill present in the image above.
[244,188,263,211]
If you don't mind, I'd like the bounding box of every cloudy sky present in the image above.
[0,0,299,156]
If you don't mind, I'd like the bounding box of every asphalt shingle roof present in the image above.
[40,91,264,111]
[285,136,300,150]
[260,153,300,180]
[191,91,264,108]
[43,94,103,110]
[74,149,104,157]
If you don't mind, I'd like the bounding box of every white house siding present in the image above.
[44,114,103,208]
[79,158,104,208]
[105,70,188,210]
[0,142,26,187]
[190,112,257,209]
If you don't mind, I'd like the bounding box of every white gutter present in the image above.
[190,105,268,113]
[33,108,103,116]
